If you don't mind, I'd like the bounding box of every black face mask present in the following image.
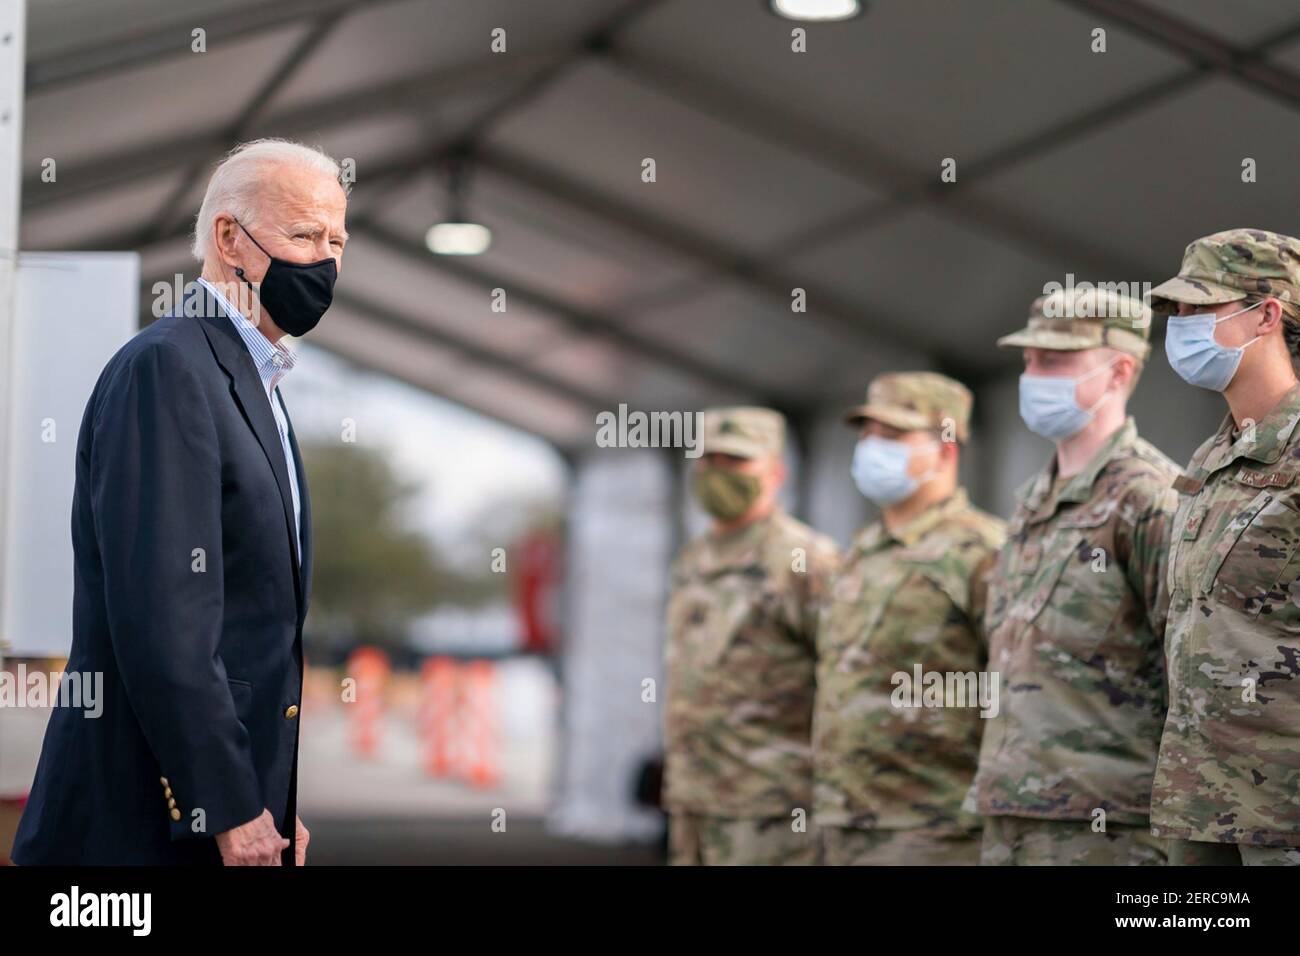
[233,220,337,337]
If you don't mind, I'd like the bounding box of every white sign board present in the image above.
[3,252,139,656]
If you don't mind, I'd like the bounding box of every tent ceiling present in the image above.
[19,0,1300,449]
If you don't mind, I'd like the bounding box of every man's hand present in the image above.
[295,815,310,866]
[216,809,290,866]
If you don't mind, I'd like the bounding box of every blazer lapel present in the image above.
[285,400,313,619]
[187,282,304,604]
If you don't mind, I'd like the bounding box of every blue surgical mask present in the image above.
[1165,301,1263,391]
[1018,358,1117,441]
[851,436,938,506]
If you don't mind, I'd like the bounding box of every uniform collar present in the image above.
[856,487,970,552]
[891,487,969,547]
[1200,383,1300,475]
[1025,417,1136,523]
[696,507,782,572]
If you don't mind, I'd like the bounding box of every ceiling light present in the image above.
[769,0,863,22]
[425,222,491,256]
[426,149,491,255]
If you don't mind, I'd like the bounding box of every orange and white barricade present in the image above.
[420,656,459,777]
[346,646,390,759]
[463,660,499,789]
[417,657,500,789]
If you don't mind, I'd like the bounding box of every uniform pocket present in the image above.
[1204,491,1300,619]
[824,568,892,651]
[1026,504,1127,663]
[669,565,770,668]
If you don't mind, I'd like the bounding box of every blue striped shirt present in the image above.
[197,277,302,564]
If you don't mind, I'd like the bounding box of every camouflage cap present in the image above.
[997,286,1152,360]
[1148,228,1300,318]
[843,371,972,442]
[700,406,786,459]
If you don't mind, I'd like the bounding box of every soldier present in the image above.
[972,287,1180,865]
[814,372,1005,865]
[1146,228,1300,866]
[663,406,840,865]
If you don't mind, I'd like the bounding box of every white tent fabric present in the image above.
[19,0,1300,450]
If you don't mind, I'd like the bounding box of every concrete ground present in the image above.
[2,658,665,865]
[306,816,663,865]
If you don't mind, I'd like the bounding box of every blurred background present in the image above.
[1,0,1299,863]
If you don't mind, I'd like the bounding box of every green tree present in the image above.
[300,442,448,655]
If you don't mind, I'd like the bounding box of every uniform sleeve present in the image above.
[968,549,999,648]
[91,342,264,840]
[795,537,841,646]
[1116,482,1178,640]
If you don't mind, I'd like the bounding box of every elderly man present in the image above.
[13,139,347,865]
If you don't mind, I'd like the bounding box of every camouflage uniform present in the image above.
[664,407,840,865]
[982,816,1168,866]
[668,813,819,866]
[814,373,1005,866]
[973,290,1181,865]
[820,824,988,866]
[1146,230,1300,866]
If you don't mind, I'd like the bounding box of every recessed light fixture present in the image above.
[769,0,863,22]
[425,222,492,256]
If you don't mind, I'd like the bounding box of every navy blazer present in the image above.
[13,282,313,865]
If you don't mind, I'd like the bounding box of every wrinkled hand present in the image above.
[295,814,310,866]
[216,809,290,866]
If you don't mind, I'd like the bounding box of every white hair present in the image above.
[190,138,349,262]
